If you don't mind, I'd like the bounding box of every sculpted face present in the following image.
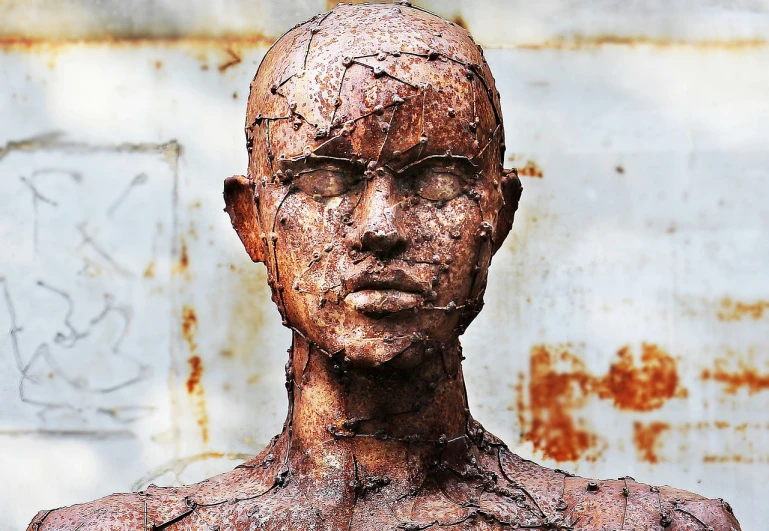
[225,3,521,368]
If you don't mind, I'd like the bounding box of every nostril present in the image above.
[360,227,404,253]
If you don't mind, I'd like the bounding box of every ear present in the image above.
[492,167,523,255]
[223,174,267,263]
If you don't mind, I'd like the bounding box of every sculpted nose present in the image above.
[356,174,407,254]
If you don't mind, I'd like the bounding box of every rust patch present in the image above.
[522,343,685,462]
[182,305,198,353]
[518,35,767,51]
[218,47,242,72]
[615,165,624,174]
[0,36,274,52]
[702,356,769,394]
[143,260,155,278]
[704,455,756,464]
[633,421,669,464]
[173,237,190,276]
[600,343,682,411]
[187,355,203,394]
[516,160,544,178]
[524,345,599,462]
[181,305,209,443]
[717,297,769,321]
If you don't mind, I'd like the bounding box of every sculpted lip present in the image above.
[343,268,429,295]
[342,268,429,316]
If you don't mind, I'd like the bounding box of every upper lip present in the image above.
[343,267,430,296]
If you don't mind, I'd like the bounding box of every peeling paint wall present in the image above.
[1,1,768,530]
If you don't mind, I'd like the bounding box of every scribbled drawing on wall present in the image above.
[0,135,180,430]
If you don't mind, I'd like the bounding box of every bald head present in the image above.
[246,3,505,178]
[226,3,521,367]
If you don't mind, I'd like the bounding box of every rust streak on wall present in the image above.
[0,36,274,51]
[173,237,190,277]
[516,160,543,178]
[518,35,767,51]
[717,297,769,321]
[633,421,670,464]
[1,33,763,55]
[143,260,156,278]
[181,305,209,443]
[702,358,769,395]
[523,343,685,462]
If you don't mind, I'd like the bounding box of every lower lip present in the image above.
[344,289,423,316]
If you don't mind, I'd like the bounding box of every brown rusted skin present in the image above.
[28,3,741,530]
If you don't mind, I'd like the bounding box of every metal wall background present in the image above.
[1,1,767,529]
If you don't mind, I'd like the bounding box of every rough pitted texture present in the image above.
[28,429,741,530]
[29,3,741,530]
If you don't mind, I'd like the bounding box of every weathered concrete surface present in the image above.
[0,2,767,530]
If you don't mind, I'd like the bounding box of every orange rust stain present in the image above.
[600,343,682,411]
[187,355,203,394]
[518,35,766,51]
[143,260,155,278]
[523,343,685,462]
[633,421,669,464]
[182,305,198,353]
[153,60,163,70]
[1,34,764,53]
[704,455,755,464]
[173,238,190,276]
[717,297,769,321]
[517,160,543,178]
[218,47,242,72]
[524,345,598,462]
[702,359,769,395]
[0,36,274,52]
[181,306,209,443]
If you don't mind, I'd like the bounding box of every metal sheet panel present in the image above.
[0,2,767,530]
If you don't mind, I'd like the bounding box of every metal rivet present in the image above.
[586,482,599,492]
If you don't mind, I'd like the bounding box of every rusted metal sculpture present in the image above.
[28,3,741,530]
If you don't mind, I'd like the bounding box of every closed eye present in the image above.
[409,169,467,201]
[293,168,362,198]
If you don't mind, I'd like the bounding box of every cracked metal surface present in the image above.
[28,3,741,530]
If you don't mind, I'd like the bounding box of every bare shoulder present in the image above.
[490,444,741,531]
[26,453,278,531]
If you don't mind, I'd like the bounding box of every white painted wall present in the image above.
[1,2,767,530]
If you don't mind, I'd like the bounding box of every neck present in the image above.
[281,331,472,489]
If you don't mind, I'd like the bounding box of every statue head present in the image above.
[224,2,521,369]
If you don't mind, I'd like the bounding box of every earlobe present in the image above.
[223,174,267,263]
[492,167,523,255]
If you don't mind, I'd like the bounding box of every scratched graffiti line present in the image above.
[19,168,83,252]
[1,275,154,423]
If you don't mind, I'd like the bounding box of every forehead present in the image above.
[247,4,503,174]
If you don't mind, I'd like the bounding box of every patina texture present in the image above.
[28,3,741,530]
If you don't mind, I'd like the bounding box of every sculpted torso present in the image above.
[28,3,741,530]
